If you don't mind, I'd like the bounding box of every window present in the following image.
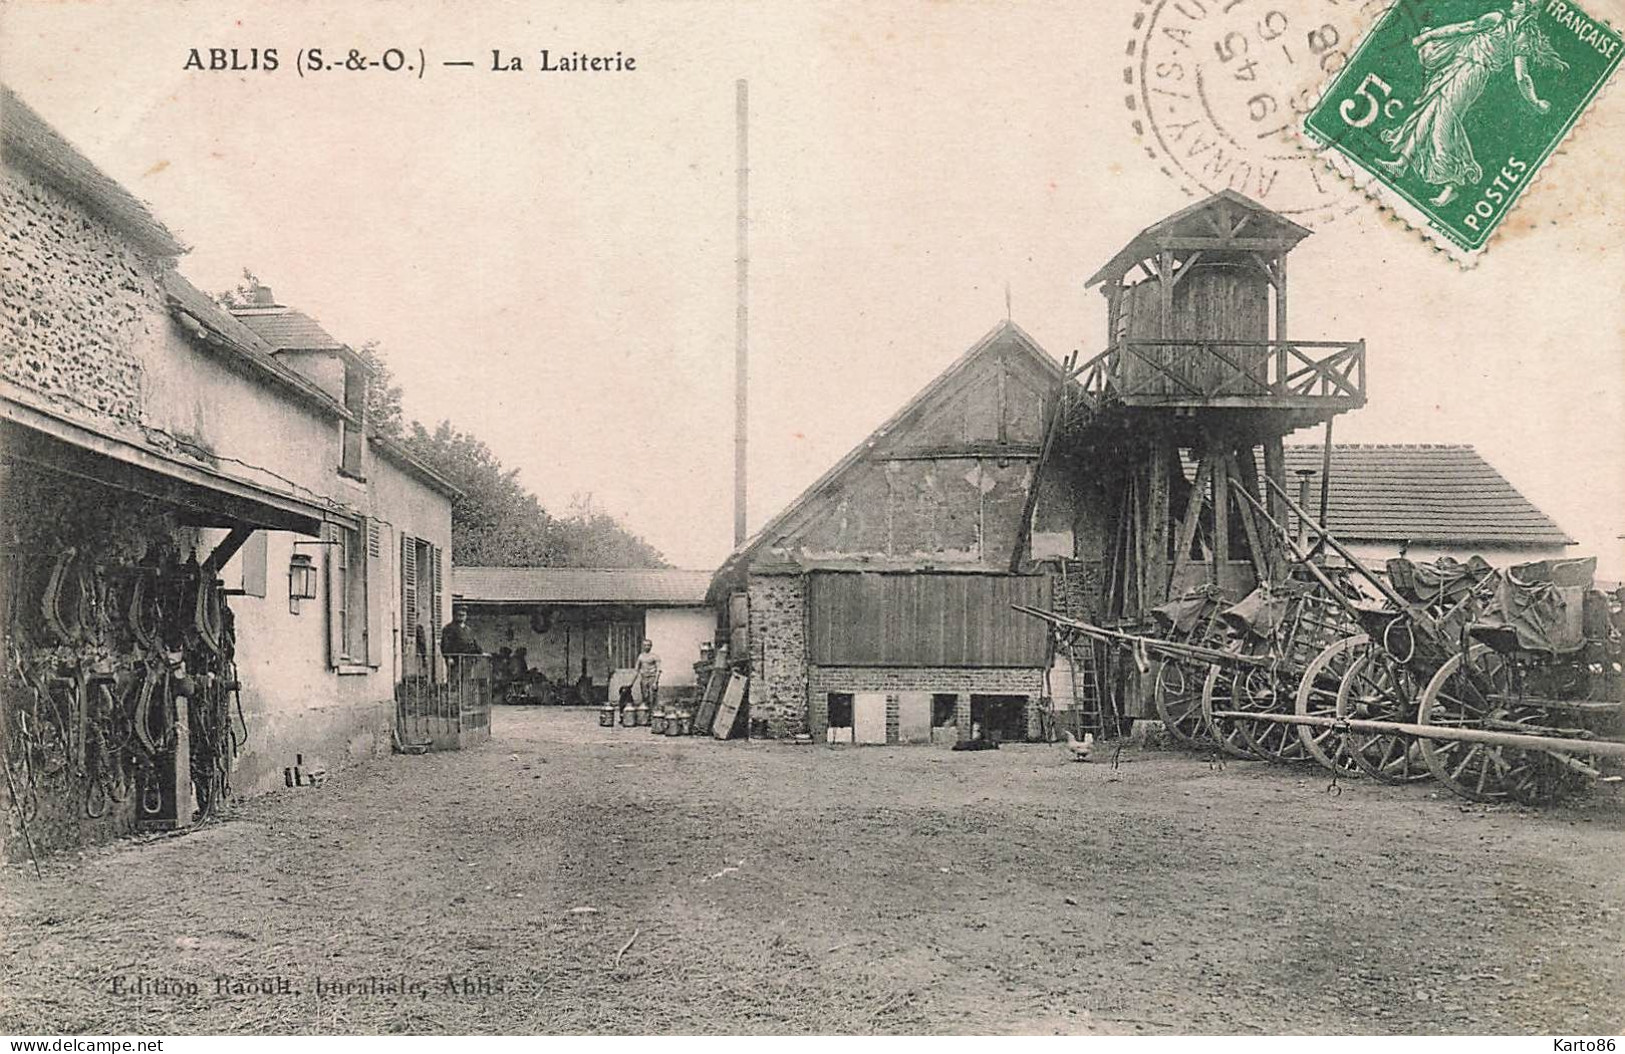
[326,520,378,668]
[400,535,441,681]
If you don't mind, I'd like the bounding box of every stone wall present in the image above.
[1048,558,1106,621]
[746,573,807,737]
[1,167,160,429]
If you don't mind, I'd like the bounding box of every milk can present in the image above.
[633,702,651,727]
[663,709,682,736]
[650,707,668,734]
[676,708,694,736]
[598,702,616,728]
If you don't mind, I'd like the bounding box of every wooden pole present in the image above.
[1208,709,1625,761]
[1318,416,1333,532]
[1263,433,1289,532]
[734,78,750,547]
[1169,454,1210,593]
[1145,436,1172,605]
[1208,436,1229,587]
[1224,452,1270,585]
[1273,256,1288,392]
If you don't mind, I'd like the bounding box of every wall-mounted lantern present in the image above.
[288,552,319,613]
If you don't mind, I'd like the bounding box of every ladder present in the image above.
[1065,635,1107,738]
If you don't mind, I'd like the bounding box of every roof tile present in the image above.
[1279,445,1572,547]
[453,567,712,606]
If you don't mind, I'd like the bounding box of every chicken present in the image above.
[1063,730,1094,761]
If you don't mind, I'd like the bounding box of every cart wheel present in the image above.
[1201,663,1257,759]
[1294,634,1368,777]
[1338,650,1432,784]
[1417,644,1558,803]
[1153,659,1208,747]
[1499,715,1595,806]
[1231,666,1308,762]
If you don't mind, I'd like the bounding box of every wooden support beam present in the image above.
[1158,250,1174,338]
[1168,454,1210,593]
[1166,250,1206,290]
[1224,453,1271,586]
[1263,433,1288,530]
[1232,444,1277,579]
[1153,236,1305,251]
[1274,256,1289,387]
[202,525,257,579]
[1209,437,1229,586]
[1144,437,1172,605]
[1130,470,1147,617]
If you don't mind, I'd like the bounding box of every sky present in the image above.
[3,0,1622,576]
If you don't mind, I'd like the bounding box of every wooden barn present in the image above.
[712,190,1371,744]
[708,321,1066,744]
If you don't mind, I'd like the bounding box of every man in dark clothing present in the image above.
[441,607,483,656]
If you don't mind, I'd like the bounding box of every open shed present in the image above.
[452,567,717,705]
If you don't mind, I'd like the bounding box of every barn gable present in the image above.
[718,321,1065,580]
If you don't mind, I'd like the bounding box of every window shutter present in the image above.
[431,545,445,676]
[239,531,268,598]
[365,518,385,668]
[325,523,344,668]
[401,534,417,673]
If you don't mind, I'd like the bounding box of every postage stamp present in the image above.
[1303,0,1623,257]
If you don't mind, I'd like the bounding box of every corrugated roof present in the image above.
[454,567,713,606]
[231,308,345,351]
[1280,445,1573,547]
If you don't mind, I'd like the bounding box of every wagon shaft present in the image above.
[1208,709,1625,761]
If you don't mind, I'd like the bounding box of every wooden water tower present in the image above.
[1051,190,1366,622]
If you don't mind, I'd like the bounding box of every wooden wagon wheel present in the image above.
[1201,662,1257,759]
[1153,658,1210,746]
[1294,634,1369,777]
[1230,665,1309,762]
[1416,644,1592,805]
[1337,649,1432,784]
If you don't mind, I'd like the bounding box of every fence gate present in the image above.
[396,655,492,752]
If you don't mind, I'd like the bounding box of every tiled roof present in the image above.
[453,567,713,606]
[230,308,345,351]
[1280,445,1573,547]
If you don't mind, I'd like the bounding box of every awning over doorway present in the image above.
[1,393,344,537]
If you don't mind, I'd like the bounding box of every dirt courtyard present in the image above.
[2,706,1622,1035]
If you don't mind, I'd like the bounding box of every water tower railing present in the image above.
[1069,338,1364,407]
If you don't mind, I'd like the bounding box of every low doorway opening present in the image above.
[970,694,1028,744]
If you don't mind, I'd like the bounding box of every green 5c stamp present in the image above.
[1304,0,1622,256]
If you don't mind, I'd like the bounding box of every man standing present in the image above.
[632,638,661,710]
[441,607,482,655]
[440,608,483,681]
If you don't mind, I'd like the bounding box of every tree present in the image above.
[212,271,662,567]
[402,422,668,569]
[354,341,405,439]
[213,267,262,309]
